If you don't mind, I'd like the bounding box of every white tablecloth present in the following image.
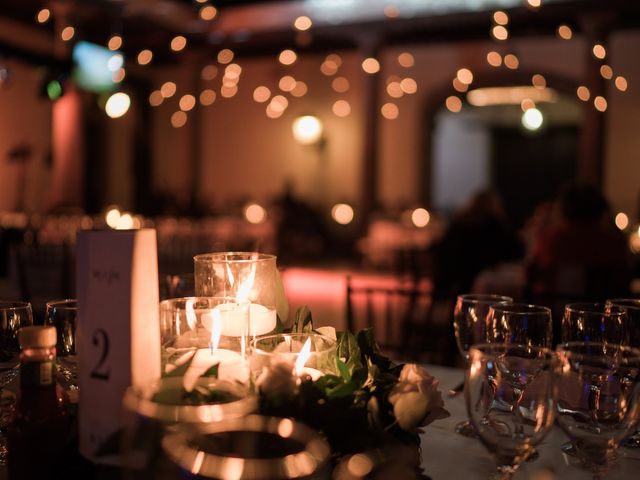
[419,365,640,479]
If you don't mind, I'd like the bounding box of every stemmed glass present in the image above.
[465,344,557,479]
[44,299,78,390]
[605,298,640,448]
[453,293,512,436]
[486,303,553,348]
[0,301,33,464]
[555,342,640,478]
[559,302,629,456]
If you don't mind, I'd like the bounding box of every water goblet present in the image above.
[465,344,557,479]
[453,293,512,436]
[0,301,33,464]
[605,298,640,448]
[555,342,640,478]
[44,299,78,390]
[486,303,553,348]
[562,302,629,345]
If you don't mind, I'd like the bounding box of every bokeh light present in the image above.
[200,89,216,106]
[37,9,51,24]
[294,16,312,31]
[279,49,297,65]
[253,86,271,103]
[61,26,75,41]
[398,52,415,68]
[105,92,131,119]
[245,203,267,224]
[452,78,468,93]
[199,5,217,20]
[149,90,164,107]
[332,100,351,117]
[220,85,238,98]
[493,11,508,25]
[201,65,218,81]
[171,36,187,52]
[179,94,196,111]
[108,35,123,51]
[615,212,629,230]
[577,86,590,101]
[161,81,177,98]
[522,107,543,130]
[362,58,380,74]
[218,49,234,64]
[332,204,354,225]
[592,44,606,59]
[171,111,187,128]
[504,54,519,69]
[137,49,153,65]
[292,115,323,145]
[411,208,431,228]
[558,25,572,40]
[387,82,403,98]
[400,77,417,94]
[446,96,462,112]
[332,77,350,93]
[291,81,308,97]
[600,65,613,80]
[456,68,473,85]
[615,76,628,92]
[381,103,399,119]
[532,74,546,89]
[594,96,607,112]
[492,25,508,41]
[279,75,296,92]
[486,51,502,67]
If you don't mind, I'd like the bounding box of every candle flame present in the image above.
[211,308,222,350]
[185,298,197,330]
[236,261,257,304]
[294,338,312,375]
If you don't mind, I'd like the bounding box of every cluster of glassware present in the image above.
[454,294,640,479]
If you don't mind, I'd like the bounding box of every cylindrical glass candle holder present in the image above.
[121,377,257,479]
[160,297,251,389]
[251,333,338,381]
[162,415,331,480]
[193,252,278,337]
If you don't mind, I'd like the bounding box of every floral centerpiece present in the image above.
[255,307,450,475]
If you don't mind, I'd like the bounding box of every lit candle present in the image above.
[294,338,324,381]
[202,303,276,337]
[177,301,249,390]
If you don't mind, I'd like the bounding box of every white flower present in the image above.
[389,364,450,431]
[256,360,297,398]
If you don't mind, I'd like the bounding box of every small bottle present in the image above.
[7,325,71,479]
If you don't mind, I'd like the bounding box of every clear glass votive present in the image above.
[160,297,252,389]
[44,299,78,388]
[251,333,338,380]
[193,252,278,337]
[162,415,332,480]
[121,377,257,479]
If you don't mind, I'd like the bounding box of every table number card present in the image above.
[76,229,161,464]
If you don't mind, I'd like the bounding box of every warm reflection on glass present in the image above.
[466,344,557,479]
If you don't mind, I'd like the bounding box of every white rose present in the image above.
[256,360,297,398]
[389,364,450,431]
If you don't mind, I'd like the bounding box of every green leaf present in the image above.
[292,305,313,333]
[165,350,196,378]
[337,331,363,371]
[201,363,219,379]
[326,380,360,399]
[336,357,351,382]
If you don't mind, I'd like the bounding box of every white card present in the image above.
[76,228,161,464]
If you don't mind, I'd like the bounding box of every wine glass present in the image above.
[560,302,630,456]
[0,301,33,464]
[465,344,557,480]
[453,293,513,436]
[605,298,640,448]
[44,299,78,390]
[555,342,640,478]
[562,302,629,345]
[486,303,553,347]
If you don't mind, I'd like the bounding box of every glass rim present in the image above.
[46,298,78,310]
[123,377,256,424]
[565,302,626,316]
[159,296,241,309]
[0,300,32,311]
[456,293,513,304]
[469,343,555,358]
[489,302,551,315]
[193,252,276,264]
[162,415,330,479]
[251,332,336,353]
[606,298,640,312]
[556,341,640,362]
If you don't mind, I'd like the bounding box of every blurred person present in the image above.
[526,183,632,336]
[431,189,524,297]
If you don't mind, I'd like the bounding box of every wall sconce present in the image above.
[292,115,324,145]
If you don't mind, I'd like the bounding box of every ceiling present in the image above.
[0,0,639,68]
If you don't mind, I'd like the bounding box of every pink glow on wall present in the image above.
[49,84,84,210]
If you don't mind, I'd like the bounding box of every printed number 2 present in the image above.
[90,328,111,381]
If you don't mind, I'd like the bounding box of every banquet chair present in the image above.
[345,275,453,363]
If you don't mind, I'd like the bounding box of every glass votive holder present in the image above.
[251,333,338,381]
[121,377,257,479]
[162,415,332,480]
[193,252,278,337]
[160,297,252,389]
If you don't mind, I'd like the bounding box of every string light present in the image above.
[557,25,572,40]
[171,36,187,52]
[492,25,508,41]
[600,65,613,80]
[493,11,508,26]
[294,16,312,31]
[137,49,153,65]
[594,96,607,112]
[615,76,628,92]
[279,49,297,66]
[592,44,606,59]
[362,58,380,74]
[61,26,75,42]
[36,9,51,24]
[486,51,502,67]
[456,68,473,85]
[108,35,123,51]
[199,5,217,21]
[576,86,590,101]
[446,96,462,112]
